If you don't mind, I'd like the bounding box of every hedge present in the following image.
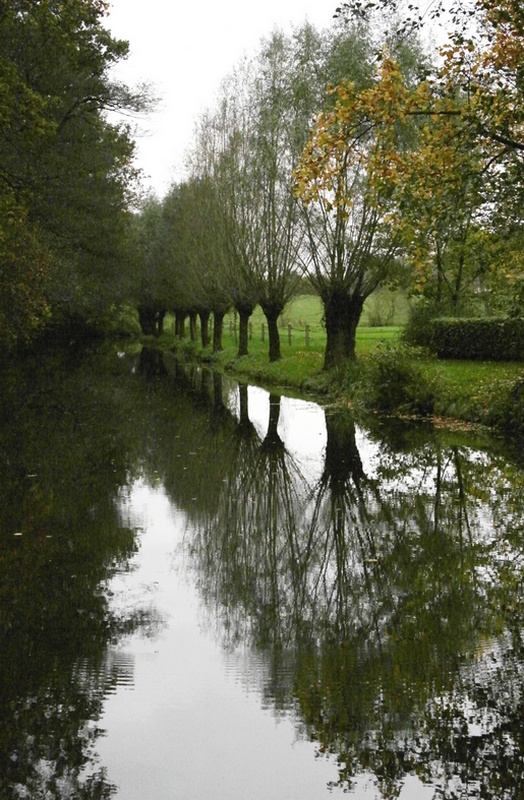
[428,317,524,361]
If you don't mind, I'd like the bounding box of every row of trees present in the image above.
[130,22,424,366]
[130,0,524,368]
[4,1,523,366]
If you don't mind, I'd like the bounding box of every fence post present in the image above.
[288,324,292,345]
[261,323,265,342]
[305,324,310,347]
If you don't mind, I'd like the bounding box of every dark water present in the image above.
[1,344,524,799]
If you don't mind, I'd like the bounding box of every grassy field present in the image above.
[223,294,403,356]
[160,292,524,431]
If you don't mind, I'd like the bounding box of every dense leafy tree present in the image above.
[0,0,146,347]
[327,0,524,313]
[293,32,424,365]
[128,195,170,336]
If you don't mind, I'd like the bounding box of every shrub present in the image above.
[354,344,437,416]
[402,301,440,348]
[487,378,524,437]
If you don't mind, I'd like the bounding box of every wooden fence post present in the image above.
[305,324,310,347]
[288,324,292,345]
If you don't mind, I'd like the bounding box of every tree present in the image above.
[128,195,170,336]
[0,0,147,346]
[190,26,330,363]
[293,35,425,365]
[195,80,263,357]
[165,177,233,351]
[251,30,320,361]
[332,0,524,309]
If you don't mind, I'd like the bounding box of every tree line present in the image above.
[130,22,424,367]
[2,1,524,368]
[0,0,147,348]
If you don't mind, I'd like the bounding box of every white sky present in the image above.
[106,0,337,197]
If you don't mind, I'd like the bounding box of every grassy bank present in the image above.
[155,297,524,435]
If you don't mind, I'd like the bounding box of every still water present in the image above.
[1,344,524,799]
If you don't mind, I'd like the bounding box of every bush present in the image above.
[486,378,524,437]
[429,317,524,361]
[402,301,440,348]
[354,344,437,416]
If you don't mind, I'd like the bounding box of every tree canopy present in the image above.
[321,0,524,309]
[0,0,146,347]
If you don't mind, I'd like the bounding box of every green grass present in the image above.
[419,358,523,423]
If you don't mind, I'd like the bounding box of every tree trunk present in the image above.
[189,311,198,342]
[322,291,364,369]
[261,306,282,362]
[137,305,158,337]
[199,310,210,348]
[213,310,225,352]
[174,310,187,339]
[236,304,254,357]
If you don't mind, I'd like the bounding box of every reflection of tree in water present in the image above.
[193,392,312,669]
[0,348,161,800]
[291,418,487,796]
[5,346,524,799]
[189,397,524,799]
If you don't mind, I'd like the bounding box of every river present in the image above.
[1,344,523,799]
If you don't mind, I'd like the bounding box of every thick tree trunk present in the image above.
[213,310,225,352]
[322,291,364,369]
[138,305,159,337]
[199,310,210,348]
[189,311,198,342]
[174,310,187,339]
[261,306,282,362]
[236,304,254,357]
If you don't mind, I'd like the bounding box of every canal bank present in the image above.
[159,334,524,441]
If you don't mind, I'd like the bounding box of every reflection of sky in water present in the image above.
[100,481,348,799]
[98,459,435,798]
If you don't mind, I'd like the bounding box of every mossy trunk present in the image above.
[174,310,187,339]
[322,291,364,369]
[199,310,210,348]
[138,305,165,337]
[189,311,198,342]
[237,304,254,357]
[261,305,282,362]
[213,310,225,353]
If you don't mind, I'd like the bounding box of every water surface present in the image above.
[1,345,523,799]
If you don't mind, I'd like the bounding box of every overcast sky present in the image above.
[107,0,338,197]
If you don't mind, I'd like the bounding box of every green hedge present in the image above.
[429,317,524,361]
